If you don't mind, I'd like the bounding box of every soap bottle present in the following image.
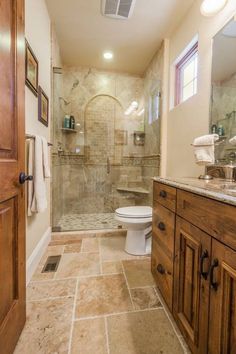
[211,124,217,134]
[70,115,75,130]
[218,124,224,136]
[64,115,70,129]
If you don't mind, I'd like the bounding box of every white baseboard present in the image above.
[26,227,51,285]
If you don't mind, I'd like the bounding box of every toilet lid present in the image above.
[115,206,152,218]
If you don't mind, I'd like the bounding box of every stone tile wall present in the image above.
[52,55,163,229]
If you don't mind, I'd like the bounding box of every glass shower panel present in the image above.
[52,68,157,232]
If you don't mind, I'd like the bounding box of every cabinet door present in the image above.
[208,239,236,354]
[174,217,211,354]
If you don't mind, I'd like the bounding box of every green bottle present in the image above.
[64,115,70,128]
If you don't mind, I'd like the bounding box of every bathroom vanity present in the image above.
[152,177,236,354]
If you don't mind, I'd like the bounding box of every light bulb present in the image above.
[103,51,113,60]
[200,0,228,17]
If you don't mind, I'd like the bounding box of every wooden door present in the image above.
[173,217,211,354]
[208,239,236,354]
[0,1,26,354]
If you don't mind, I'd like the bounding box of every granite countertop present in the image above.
[153,176,236,207]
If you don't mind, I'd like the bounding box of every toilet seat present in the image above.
[115,206,152,218]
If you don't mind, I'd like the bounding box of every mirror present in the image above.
[211,17,236,163]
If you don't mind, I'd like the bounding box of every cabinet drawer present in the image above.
[151,238,173,310]
[153,201,175,260]
[153,182,176,212]
[177,189,236,251]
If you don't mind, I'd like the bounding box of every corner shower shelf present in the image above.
[116,187,149,195]
[60,128,77,133]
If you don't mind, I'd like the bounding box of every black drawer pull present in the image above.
[210,258,219,291]
[200,249,209,280]
[158,222,166,231]
[159,190,167,198]
[157,264,165,275]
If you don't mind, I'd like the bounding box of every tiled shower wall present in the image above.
[52,46,163,229]
[52,154,160,218]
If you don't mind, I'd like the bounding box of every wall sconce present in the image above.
[200,0,228,17]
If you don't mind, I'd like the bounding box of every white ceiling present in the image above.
[46,0,194,75]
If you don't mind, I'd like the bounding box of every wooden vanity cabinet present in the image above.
[151,183,176,311]
[173,217,211,354]
[152,181,236,354]
[208,240,236,354]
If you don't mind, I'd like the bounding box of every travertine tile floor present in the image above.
[58,213,120,231]
[14,235,190,354]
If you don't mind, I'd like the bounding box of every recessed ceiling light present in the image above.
[103,51,113,60]
[200,0,228,17]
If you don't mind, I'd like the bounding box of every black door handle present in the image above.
[19,172,33,184]
[157,264,165,275]
[200,249,209,280]
[210,259,219,291]
[158,222,166,231]
[159,190,167,198]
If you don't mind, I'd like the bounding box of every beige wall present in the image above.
[25,0,51,259]
[164,0,236,177]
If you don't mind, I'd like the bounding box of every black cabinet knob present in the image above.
[159,190,167,198]
[19,172,33,184]
[158,222,166,231]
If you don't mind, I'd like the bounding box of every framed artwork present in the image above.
[115,130,128,145]
[38,86,49,127]
[25,40,38,96]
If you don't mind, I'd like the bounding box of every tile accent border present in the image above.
[26,227,51,285]
[52,153,160,168]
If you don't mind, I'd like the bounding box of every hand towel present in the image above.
[31,135,47,213]
[192,134,219,166]
[193,134,219,146]
[27,138,34,216]
[229,136,236,146]
[42,136,51,178]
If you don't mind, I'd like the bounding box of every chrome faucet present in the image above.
[223,161,236,181]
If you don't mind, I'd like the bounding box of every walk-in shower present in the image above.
[52,67,161,231]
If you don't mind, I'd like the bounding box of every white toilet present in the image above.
[115,206,152,256]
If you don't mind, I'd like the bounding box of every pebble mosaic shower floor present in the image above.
[58,212,121,231]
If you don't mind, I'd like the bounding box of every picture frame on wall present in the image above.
[25,40,39,96]
[38,86,49,127]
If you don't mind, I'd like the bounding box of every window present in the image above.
[175,42,198,106]
[149,88,161,124]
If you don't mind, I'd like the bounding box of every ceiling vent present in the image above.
[102,0,136,20]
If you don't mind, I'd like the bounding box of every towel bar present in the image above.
[26,134,53,146]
